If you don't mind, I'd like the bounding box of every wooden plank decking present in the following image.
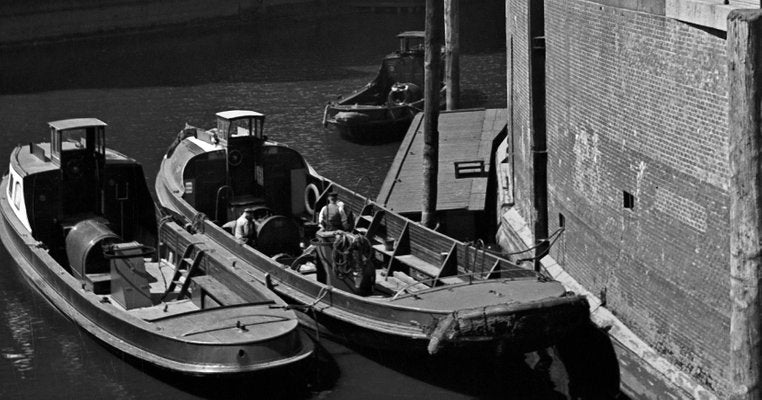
[377,108,507,214]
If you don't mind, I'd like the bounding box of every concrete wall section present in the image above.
[507,0,731,395]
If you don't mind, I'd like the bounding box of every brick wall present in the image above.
[508,0,730,393]
[506,0,534,237]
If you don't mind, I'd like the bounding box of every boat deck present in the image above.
[101,260,202,320]
[389,278,566,309]
[377,108,507,213]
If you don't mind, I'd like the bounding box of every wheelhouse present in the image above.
[48,118,107,218]
[8,118,157,275]
[178,111,309,227]
[397,31,424,54]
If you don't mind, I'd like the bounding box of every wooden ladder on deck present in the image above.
[161,243,205,301]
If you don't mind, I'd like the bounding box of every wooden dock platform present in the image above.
[377,108,507,240]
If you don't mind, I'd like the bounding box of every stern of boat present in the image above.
[427,294,590,355]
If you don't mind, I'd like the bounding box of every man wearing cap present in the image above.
[318,192,350,232]
[234,208,257,245]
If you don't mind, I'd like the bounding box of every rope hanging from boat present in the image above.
[331,232,372,277]
[269,285,332,347]
[504,226,565,263]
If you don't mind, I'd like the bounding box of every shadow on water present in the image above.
[93,335,341,400]
[305,315,624,400]
[556,321,622,400]
[348,346,570,399]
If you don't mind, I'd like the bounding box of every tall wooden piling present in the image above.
[421,0,443,228]
[444,0,460,110]
[728,9,762,400]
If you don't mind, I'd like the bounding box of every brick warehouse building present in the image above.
[499,1,762,397]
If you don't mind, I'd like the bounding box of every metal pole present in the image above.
[728,9,762,400]
[421,0,443,228]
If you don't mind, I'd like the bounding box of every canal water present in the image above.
[0,5,615,400]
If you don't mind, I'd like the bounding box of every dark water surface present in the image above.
[0,6,592,400]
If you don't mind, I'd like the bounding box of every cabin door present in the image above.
[267,168,290,216]
[227,137,258,199]
[184,157,226,219]
[60,150,100,217]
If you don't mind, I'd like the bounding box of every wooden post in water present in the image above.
[444,0,460,110]
[728,9,762,400]
[421,0,443,229]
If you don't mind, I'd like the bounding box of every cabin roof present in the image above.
[11,143,132,176]
[377,108,507,214]
[48,118,107,131]
[397,31,425,38]
[215,110,264,120]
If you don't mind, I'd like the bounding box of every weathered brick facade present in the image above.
[507,0,534,232]
[507,0,730,393]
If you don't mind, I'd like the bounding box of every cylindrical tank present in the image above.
[65,219,120,279]
[255,215,300,256]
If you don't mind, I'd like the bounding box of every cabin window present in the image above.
[94,127,105,155]
[62,128,87,149]
[230,118,253,138]
[50,128,60,161]
[623,191,635,210]
[216,119,230,141]
[12,181,22,209]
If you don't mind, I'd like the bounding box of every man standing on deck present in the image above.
[234,207,257,245]
[318,192,350,232]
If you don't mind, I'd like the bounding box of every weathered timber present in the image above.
[422,0,443,228]
[379,109,506,214]
[445,0,460,110]
[728,9,762,400]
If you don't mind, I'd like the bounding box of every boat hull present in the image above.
[155,158,589,356]
[0,176,313,376]
[324,104,417,144]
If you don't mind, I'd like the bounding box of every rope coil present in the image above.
[331,232,372,277]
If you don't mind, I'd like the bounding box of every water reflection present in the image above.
[0,297,36,377]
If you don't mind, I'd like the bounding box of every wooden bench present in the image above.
[191,275,247,309]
